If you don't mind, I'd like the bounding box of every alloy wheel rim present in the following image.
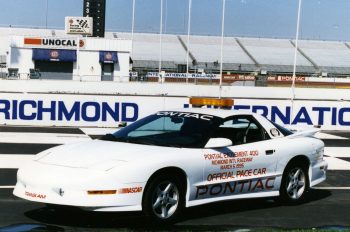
[286,167,306,200]
[151,181,179,219]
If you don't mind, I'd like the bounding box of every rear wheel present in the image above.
[142,174,184,224]
[280,163,309,204]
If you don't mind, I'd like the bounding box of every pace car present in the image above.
[14,98,327,223]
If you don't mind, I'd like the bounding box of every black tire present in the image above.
[279,162,309,204]
[142,174,185,224]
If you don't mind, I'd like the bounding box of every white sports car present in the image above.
[14,98,327,223]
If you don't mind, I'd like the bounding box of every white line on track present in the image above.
[0,186,15,189]
[313,187,350,190]
[0,155,35,168]
[324,156,350,170]
[0,132,91,144]
[316,132,349,140]
[324,147,350,158]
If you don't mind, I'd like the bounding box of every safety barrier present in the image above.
[2,71,350,89]
[1,81,350,130]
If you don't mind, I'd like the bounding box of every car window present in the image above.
[107,112,222,148]
[213,116,268,145]
[221,118,259,130]
[221,118,249,128]
[222,118,259,129]
[128,116,183,137]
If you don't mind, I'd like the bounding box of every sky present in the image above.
[0,0,350,41]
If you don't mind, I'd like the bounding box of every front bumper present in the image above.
[13,182,143,211]
[13,162,145,212]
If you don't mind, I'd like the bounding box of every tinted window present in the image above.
[213,116,268,145]
[104,111,222,148]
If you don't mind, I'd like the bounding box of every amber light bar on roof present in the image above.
[189,97,234,107]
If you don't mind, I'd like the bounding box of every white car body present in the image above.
[13,108,327,214]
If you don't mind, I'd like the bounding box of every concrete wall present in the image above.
[0,80,349,101]
[0,81,349,130]
[9,47,34,77]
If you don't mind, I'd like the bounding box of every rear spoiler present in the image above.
[286,128,320,138]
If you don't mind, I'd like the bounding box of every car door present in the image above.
[195,115,279,201]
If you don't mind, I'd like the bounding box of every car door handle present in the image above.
[265,149,275,155]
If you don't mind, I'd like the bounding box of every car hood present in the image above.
[36,140,163,169]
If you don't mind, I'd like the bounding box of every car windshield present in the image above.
[104,111,222,148]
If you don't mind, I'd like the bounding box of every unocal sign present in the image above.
[23,38,85,49]
[0,93,349,130]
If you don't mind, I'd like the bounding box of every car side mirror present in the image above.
[205,138,232,148]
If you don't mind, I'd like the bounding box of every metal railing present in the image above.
[1,71,350,89]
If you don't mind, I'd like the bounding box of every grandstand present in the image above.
[1,26,350,79]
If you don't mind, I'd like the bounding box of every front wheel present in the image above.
[142,174,184,224]
[280,164,309,204]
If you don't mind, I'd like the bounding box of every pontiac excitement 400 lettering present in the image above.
[14,98,327,223]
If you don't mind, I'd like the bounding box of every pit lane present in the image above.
[0,127,349,231]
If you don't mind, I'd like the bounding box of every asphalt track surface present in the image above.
[0,126,350,231]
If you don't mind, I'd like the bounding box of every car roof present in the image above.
[160,108,255,119]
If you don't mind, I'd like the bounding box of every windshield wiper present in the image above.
[100,133,119,141]
[101,134,183,148]
[127,137,184,148]
[123,137,157,146]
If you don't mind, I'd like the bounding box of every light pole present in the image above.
[131,0,135,58]
[291,0,302,123]
[219,0,226,98]
[158,0,163,83]
[186,0,192,83]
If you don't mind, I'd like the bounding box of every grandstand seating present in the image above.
[239,38,310,66]
[298,40,350,67]
[177,35,254,65]
[116,32,188,63]
[2,26,350,76]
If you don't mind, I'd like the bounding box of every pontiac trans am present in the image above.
[13,107,327,223]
